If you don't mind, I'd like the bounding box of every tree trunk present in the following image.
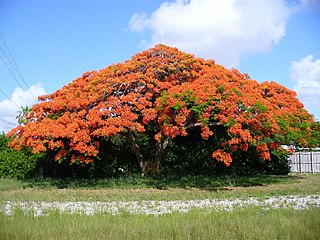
[126,131,147,176]
[151,137,171,176]
[125,131,171,176]
[38,164,44,179]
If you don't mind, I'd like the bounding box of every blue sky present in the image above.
[0,0,319,132]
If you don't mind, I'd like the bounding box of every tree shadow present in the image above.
[151,174,304,190]
[22,174,304,190]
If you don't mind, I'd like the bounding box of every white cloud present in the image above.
[289,55,320,120]
[129,0,293,67]
[0,84,46,133]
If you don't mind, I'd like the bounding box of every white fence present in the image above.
[289,152,320,174]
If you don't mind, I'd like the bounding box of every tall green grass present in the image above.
[1,207,319,240]
[0,178,23,191]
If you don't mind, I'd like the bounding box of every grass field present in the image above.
[1,174,320,239]
[1,174,320,202]
[1,207,320,240]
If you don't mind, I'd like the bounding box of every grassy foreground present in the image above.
[1,207,320,240]
[1,174,320,239]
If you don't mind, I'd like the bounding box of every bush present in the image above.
[0,134,39,179]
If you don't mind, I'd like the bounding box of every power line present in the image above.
[0,88,20,108]
[0,53,25,89]
[0,33,37,104]
[0,33,29,89]
[0,117,17,126]
[0,51,35,106]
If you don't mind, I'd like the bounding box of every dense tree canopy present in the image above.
[7,45,320,175]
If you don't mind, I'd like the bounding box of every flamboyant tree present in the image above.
[7,45,319,175]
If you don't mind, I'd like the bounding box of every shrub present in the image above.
[0,134,39,179]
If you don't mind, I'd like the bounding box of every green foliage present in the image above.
[1,125,290,180]
[309,121,320,147]
[228,146,290,176]
[275,116,320,148]
[0,134,39,179]
[162,128,290,176]
[16,106,32,125]
[38,136,139,179]
[251,101,267,113]
[26,127,290,179]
